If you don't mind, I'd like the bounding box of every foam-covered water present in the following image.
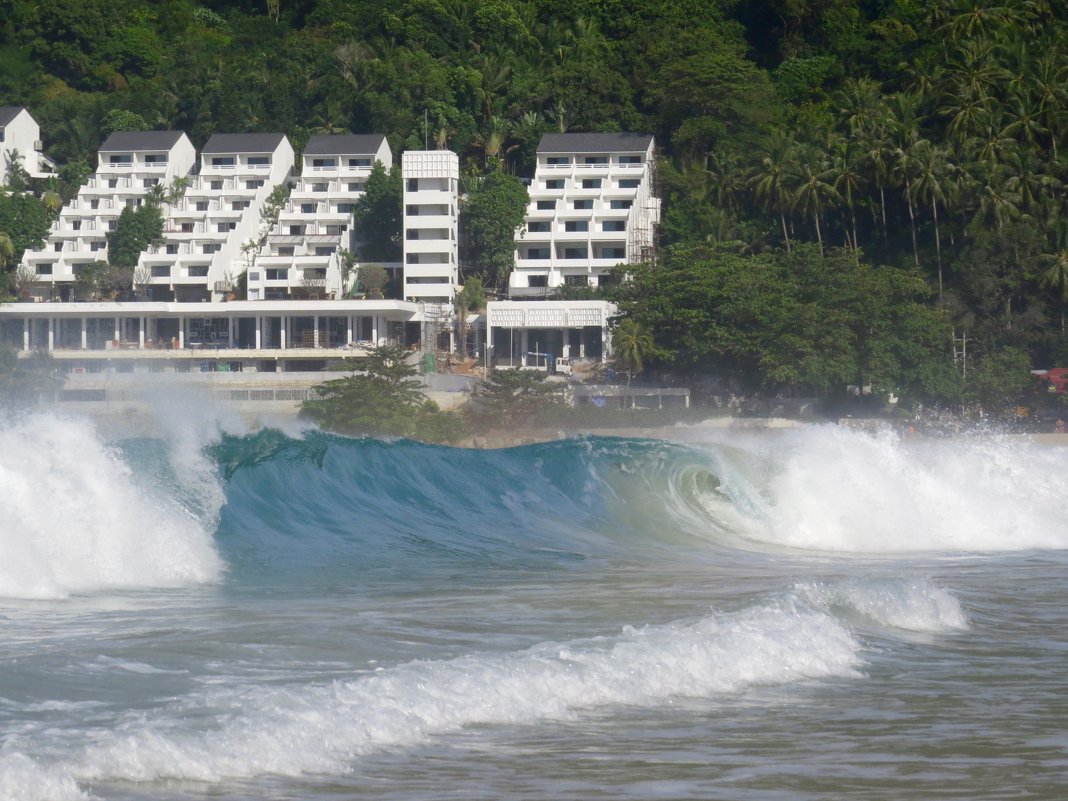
[2,415,1067,800]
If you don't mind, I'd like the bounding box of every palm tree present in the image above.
[910,140,954,303]
[1039,248,1068,330]
[612,319,655,409]
[789,147,840,254]
[750,130,797,251]
[827,136,864,255]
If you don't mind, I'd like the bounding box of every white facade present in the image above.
[402,150,459,302]
[250,134,392,301]
[486,299,615,366]
[512,133,659,297]
[22,131,197,300]
[138,133,294,302]
[0,106,53,182]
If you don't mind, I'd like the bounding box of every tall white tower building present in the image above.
[402,150,459,303]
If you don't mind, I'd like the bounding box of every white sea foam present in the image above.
[693,425,1068,553]
[0,599,862,795]
[796,577,969,633]
[0,413,222,600]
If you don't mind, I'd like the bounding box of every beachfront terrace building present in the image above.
[0,106,54,183]
[249,134,391,301]
[512,133,659,297]
[402,150,459,303]
[22,131,197,301]
[137,133,294,303]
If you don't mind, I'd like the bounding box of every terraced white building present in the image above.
[249,134,392,301]
[138,133,294,303]
[22,131,197,300]
[511,133,659,297]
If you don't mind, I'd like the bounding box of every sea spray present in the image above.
[0,413,222,599]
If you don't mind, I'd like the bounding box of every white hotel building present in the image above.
[139,133,294,303]
[402,149,459,303]
[0,106,54,183]
[511,132,658,297]
[250,134,392,302]
[22,131,197,300]
[486,133,659,368]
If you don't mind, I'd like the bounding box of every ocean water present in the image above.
[2,412,1068,800]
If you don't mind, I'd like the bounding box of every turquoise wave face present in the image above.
[206,432,730,587]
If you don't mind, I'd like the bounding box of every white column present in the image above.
[255,316,262,349]
[313,315,320,348]
[371,315,379,345]
[178,319,185,349]
[346,315,353,345]
[228,316,234,348]
[80,318,87,350]
[23,318,29,351]
[521,330,529,366]
[138,317,145,349]
[114,317,120,344]
[280,316,287,349]
[47,318,54,352]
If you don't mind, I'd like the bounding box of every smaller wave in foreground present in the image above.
[0,582,877,799]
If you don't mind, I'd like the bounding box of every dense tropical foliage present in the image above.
[2,0,1067,403]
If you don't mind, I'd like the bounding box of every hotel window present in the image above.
[248,156,269,167]
[210,180,223,190]
[526,247,550,259]
[619,155,642,164]
[144,154,167,164]
[246,179,264,189]
[584,156,609,165]
[37,264,53,275]
[108,221,118,231]
[311,158,336,168]
[326,225,344,235]
[143,178,159,188]
[289,225,305,235]
[536,200,556,210]
[277,247,295,256]
[109,155,132,165]
[528,275,548,287]
[181,222,194,232]
[203,243,221,254]
[610,199,632,209]
[564,221,589,232]
[603,220,626,231]
[546,157,570,165]
[166,243,179,254]
[196,201,209,211]
[152,266,169,277]
[301,203,316,213]
[232,200,249,210]
[601,247,626,259]
[212,156,235,167]
[266,269,286,280]
[91,241,105,251]
[545,179,564,189]
[108,178,118,188]
[348,182,365,191]
[54,242,63,252]
[407,178,418,191]
[528,221,550,233]
[563,247,588,259]
[337,203,352,213]
[312,183,328,192]
[349,158,372,167]
[564,275,588,286]
[315,247,333,255]
[581,178,602,189]
[188,266,209,277]
[619,178,641,188]
[90,199,99,209]
[573,199,593,210]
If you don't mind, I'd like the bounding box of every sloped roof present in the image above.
[202,133,287,154]
[100,130,187,151]
[304,134,387,156]
[0,106,28,126]
[538,132,654,154]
